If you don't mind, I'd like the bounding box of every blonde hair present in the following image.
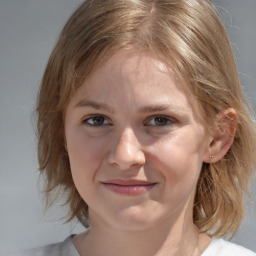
[37,0,256,238]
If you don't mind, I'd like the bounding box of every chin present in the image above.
[105,206,170,231]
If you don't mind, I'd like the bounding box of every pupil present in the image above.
[93,116,104,125]
[155,117,167,126]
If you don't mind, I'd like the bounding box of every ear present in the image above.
[203,108,237,163]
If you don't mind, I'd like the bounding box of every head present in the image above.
[37,0,256,237]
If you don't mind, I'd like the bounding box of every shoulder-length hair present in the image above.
[37,0,256,238]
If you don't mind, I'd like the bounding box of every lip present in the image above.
[101,179,157,195]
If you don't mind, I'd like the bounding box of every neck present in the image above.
[74,211,206,256]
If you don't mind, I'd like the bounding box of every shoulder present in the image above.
[9,236,79,256]
[202,238,256,256]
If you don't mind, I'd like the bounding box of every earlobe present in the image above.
[203,108,237,163]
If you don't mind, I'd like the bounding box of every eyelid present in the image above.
[144,115,177,126]
[82,114,112,126]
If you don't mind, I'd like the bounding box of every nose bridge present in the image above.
[108,126,145,169]
[120,126,138,147]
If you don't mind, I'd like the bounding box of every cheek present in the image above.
[66,128,108,182]
[149,131,206,194]
[66,132,109,203]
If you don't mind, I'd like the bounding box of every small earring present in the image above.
[209,154,214,159]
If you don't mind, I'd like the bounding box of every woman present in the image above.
[13,0,256,255]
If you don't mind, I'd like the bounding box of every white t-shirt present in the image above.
[202,238,256,256]
[10,236,256,256]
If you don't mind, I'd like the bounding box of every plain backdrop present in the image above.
[0,0,255,254]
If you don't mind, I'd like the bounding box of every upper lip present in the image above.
[102,179,156,186]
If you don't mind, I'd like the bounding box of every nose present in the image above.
[108,128,146,170]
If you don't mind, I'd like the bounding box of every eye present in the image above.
[83,115,111,126]
[146,116,173,126]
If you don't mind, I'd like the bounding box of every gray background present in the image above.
[0,0,255,254]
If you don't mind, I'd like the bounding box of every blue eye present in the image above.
[146,116,173,126]
[83,116,110,126]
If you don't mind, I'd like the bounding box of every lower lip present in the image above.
[102,183,155,195]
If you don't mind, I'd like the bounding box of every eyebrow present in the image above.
[74,100,114,113]
[137,104,187,113]
[74,100,187,114]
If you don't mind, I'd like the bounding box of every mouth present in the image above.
[101,179,157,195]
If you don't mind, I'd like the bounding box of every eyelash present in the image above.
[82,115,112,126]
[144,116,175,127]
[82,115,176,127]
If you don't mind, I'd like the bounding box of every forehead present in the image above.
[69,49,204,120]
[83,49,184,95]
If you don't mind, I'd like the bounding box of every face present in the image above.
[65,50,211,231]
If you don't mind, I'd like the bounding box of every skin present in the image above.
[64,49,235,256]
